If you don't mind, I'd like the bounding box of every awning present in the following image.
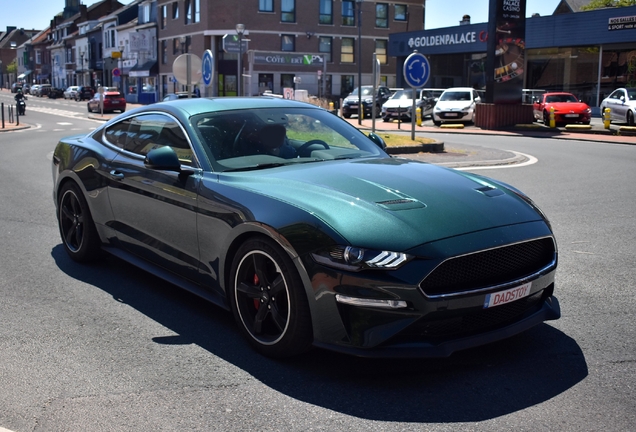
[17,70,32,79]
[129,60,157,78]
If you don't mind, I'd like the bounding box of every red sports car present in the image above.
[87,91,127,113]
[532,92,591,125]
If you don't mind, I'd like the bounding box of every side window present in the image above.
[124,114,194,166]
[104,118,133,149]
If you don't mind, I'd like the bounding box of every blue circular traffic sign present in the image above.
[403,52,430,89]
[202,49,214,87]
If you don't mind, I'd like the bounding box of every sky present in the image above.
[1,0,563,34]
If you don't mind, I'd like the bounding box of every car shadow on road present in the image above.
[52,244,587,424]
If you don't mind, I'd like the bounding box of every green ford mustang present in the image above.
[52,97,559,358]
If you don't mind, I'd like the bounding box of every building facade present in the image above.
[389,5,636,108]
[156,0,424,100]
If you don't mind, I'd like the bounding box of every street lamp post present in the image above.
[356,0,363,125]
[80,53,84,86]
[119,48,124,95]
[236,23,245,97]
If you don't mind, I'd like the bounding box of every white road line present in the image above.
[456,151,538,171]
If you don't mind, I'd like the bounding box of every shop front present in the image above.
[389,5,636,110]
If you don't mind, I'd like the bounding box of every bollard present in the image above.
[1,102,4,129]
[360,104,364,120]
[549,106,556,128]
[329,101,334,110]
[603,107,611,129]
[416,107,422,127]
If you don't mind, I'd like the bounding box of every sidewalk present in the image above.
[344,117,636,146]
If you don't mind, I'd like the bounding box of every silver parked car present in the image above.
[381,88,443,122]
[600,88,636,126]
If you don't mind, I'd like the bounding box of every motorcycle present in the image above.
[16,98,26,116]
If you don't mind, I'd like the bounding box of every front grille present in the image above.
[388,291,545,342]
[420,237,556,297]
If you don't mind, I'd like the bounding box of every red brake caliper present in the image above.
[253,273,260,309]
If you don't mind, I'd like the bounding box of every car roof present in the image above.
[155,96,319,113]
[441,87,475,92]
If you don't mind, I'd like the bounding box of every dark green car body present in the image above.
[52,97,559,358]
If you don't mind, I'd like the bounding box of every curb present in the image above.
[0,123,31,132]
[386,141,444,154]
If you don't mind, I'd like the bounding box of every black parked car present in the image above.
[75,86,95,101]
[47,88,66,99]
[341,86,392,119]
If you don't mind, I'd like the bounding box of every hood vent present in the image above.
[376,198,426,211]
[475,185,504,197]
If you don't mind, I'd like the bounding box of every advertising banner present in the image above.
[486,0,526,104]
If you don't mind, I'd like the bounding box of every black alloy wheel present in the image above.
[58,182,101,262]
[230,237,312,358]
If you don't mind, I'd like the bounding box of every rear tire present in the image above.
[229,237,312,359]
[57,182,101,262]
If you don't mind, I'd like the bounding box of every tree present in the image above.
[581,0,636,11]
[5,59,17,74]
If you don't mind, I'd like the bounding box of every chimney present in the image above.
[460,14,471,26]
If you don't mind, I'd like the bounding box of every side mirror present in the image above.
[367,132,387,150]
[144,146,182,172]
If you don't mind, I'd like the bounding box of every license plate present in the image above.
[350,105,358,109]
[483,282,532,308]
[565,114,578,118]
[111,101,119,104]
[445,113,459,117]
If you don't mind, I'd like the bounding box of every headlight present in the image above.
[462,105,473,111]
[311,245,413,272]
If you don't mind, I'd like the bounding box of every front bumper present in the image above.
[300,225,559,358]
[434,110,472,121]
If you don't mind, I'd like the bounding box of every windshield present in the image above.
[627,89,636,100]
[390,89,421,100]
[349,87,374,96]
[545,94,578,103]
[439,91,472,102]
[193,107,386,172]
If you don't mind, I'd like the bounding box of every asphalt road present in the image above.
[0,94,635,431]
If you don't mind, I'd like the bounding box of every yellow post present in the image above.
[549,106,556,128]
[360,105,364,120]
[603,107,611,129]
[329,101,334,110]
[416,107,422,126]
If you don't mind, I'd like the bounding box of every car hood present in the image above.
[344,95,373,103]
[546,102,589,112]
[435,101,475,110]
[383,99,416,108]
[220,157,544,251]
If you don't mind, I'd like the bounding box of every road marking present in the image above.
[457,151,538,171]
[57,122,73,125]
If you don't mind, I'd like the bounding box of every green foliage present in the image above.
[5,59,17,74]
[581,0,636,11]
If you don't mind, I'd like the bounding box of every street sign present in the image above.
[112,68,121,77]
[403,51,430,89]
[202,50,214,87]
[222,34,248,53]
[172,53,202,85]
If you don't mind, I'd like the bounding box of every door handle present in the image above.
[110,170,125,180]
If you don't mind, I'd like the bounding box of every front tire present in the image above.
[57,182,101,262]
[627,110,635,126]
[229,237,312,358]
